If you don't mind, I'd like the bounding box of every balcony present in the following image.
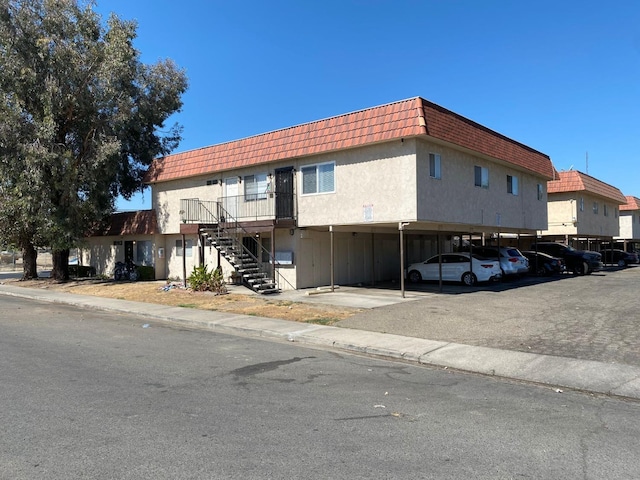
[180,193,294,224]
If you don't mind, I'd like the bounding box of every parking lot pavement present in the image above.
[337,266,640,368]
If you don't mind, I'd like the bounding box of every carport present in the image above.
[322,221,540,298]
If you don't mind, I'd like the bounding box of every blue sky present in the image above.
[97,1,640,211]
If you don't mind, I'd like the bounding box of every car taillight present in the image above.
[508,258,518,262]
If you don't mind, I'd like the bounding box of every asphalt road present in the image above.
[2,295,640,479]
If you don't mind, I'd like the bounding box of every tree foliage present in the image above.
[0,0,187,279]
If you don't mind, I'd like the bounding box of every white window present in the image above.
[244,173,268,201]
[537,183,543,201]
[176,239,193,257]
[429,153,441,179]
[136,241,153,266]
[301,162,335,195]
[507,175,518,195]
[474,166,489,188]
[593,202,599,214]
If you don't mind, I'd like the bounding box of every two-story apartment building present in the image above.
[83,97,553,291]
[540,169,626,250]
[614,196,640,252]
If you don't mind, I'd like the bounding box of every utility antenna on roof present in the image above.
[586,151,589,174]
[568,164,573,170]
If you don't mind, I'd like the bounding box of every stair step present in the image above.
[238,267,260,274]
[235,263,258,270]
[257,288,280,295]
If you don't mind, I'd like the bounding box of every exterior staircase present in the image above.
[181,198,288,294]
[211,233,279,294]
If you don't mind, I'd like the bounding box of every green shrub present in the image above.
[136,265,155,281]
[188,265,227,294]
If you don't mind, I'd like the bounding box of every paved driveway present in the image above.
[337,266,640,368]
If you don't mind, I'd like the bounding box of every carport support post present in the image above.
[329,226,334,292]
[399,222,409,298]
[437,233,443,293]
[610,238,614,266]
[469,233,473,277]
[182,233,187,287]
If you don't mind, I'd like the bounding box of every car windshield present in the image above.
[505,248,522,257]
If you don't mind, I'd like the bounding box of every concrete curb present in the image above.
[2,284,640,401]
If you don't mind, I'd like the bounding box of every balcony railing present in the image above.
[180,199,219,223]
[181,194,290,223]
[220,193,276,221]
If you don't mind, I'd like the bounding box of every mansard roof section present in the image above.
[419,100,553,179]
[620,195,640,211]
[548,170,627,204]
[90,210,159,236]
[146,97,553,183]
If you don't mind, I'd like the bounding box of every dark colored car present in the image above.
[521,250,565,276]
[599,249,639,267]
[529,242,602,275]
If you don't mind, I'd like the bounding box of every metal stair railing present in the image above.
[215,202,295,293]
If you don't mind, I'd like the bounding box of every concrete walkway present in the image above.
[2,274,640,401]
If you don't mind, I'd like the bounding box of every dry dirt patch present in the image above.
[6,278,361,325]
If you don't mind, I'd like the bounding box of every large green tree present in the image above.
[0,0,187,280]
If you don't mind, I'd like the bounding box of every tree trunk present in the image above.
[21,243,38,280]
[51,248,70,281]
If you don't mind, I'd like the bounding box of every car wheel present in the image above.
[536,265,546,276]
[574,262,587,275]
[408,270,422,283]
[618,259,626,267]
[461,272,477,286]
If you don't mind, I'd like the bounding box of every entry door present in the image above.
[224,177,239,220]
[124,241,134,263]
[274,167,294,219]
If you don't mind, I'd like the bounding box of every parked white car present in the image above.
[471,246,529,276]
[406,253,502,286]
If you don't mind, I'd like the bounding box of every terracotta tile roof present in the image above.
[620,195,640,211]
[547,170,627,204]
[146,97,553,183]
[91,210,158,236]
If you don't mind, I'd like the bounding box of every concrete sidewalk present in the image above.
[2,280,640,401]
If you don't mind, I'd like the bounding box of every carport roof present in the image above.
[145,97,553,183]
[547,170,627,204]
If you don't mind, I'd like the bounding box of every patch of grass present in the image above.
[305,317,339,326]
[178,303,198,308]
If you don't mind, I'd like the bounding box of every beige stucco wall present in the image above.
[415,140,548,231]
[295,140,416,227]
[152,179,222,234]
[543,193,578,236]
[616,211,640,240]
[544,193,621,237]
